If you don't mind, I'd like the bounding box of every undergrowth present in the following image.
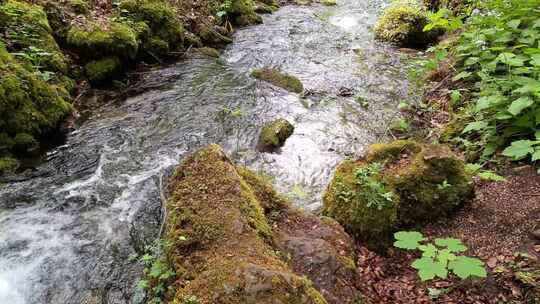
[410,0,540,171]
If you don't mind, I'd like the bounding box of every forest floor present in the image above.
[355,162,540,303]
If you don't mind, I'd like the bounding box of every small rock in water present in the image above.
[257,118,295,152]
[337,87,354,97]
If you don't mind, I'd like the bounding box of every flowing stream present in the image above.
[0,0,420,303]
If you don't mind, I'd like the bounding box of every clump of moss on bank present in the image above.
[323,140,473,250]
[251,68,304,93]
[257,118,294,151]
[85,57,122,83]
[165,145,329,303]
[0,156,19,174]
[374,1,439,48]
[0,41,71,159]
[67,22,140,61]
[0,0,68,73]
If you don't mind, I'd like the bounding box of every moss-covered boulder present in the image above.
[119,0,185,53]
[0,41,72,157]
[374,1,438,48]
[251,68,304,93]
[257,118,294,151]
[67,21,140,60]
[323,140,473,249]
[165,145,361,303]
[322,0,337,6]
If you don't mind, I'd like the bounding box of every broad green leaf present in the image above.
[535,130,540,140]
[412,257,448,281]
[137,279,149,290]
[497,52,525,66]
[437,249,457,263]
[530,54,540,66]
[435,238,468,252]
[532,150,540,162]
[465,163,482,173]
[508,97,534,116]
[453,71,472,81]
[394,231,425,250]
[462,121,488,134]
[514,78,540,94]
[450,90,461,104]
[419,244,438,258]
[149,260,165,278]
[502,140,535,160]
[448,256,487,279]
[507,19,521,29]
[464,57,479,66]
[478,171,507,182]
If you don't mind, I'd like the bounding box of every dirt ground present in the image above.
[356,165,540,303]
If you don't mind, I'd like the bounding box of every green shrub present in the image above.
[394,231,486,281]
[449,0,540,164]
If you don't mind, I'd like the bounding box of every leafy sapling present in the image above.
[394,231,487,281]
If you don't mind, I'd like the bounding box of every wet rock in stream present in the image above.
[164,145,361,303]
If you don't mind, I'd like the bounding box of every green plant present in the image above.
[465,163,507,181]
[450,0,540,164]
[136,240,176,304]
[217,0,233,18]
[183,295,201,304]
[423,8,463,32]
[390,118,410,132]
[394,231,487,281]
[354,163,394,210]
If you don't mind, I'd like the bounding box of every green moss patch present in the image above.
[251,67,304,93]
[67,21,139,60]
[323,140,473,250]
[374,1,439,48]
[0,42,71,157]
[0,0,68,73]
[85,57,122,83]
[0,156,19,174]
[257,118,294,151]
[119,0,185,54]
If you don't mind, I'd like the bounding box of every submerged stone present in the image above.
[251,67,304,93]
[165,145,361,303]
[374,1,438,48]
[322,0,337,6]
[323,140,473,250]
[257,118,294,151]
